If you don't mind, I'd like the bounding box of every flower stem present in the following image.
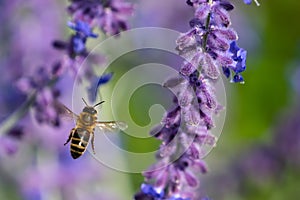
[202,13,212,51]
[0,91,36,136]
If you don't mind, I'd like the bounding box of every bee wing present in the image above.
[54,101,79,120]
[96,121,128,133]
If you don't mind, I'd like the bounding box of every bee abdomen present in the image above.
[70,145,85,159]
[70,128,90,159]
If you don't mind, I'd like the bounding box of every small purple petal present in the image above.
[213,28,238,41]
[68,21,98,38]
[211,5,231,27]
[232,74,245,83]
[222,66,231,78]
[202,54,220,79]
[0,136,19,155]
[243,0,252,5]
[15,78,32,93]
[218,1,234,11]
[195,4,210,21]
[87,73,113,102]
[229,41,247,73]
[141,183,165,199]
[184,171,198,187]
[176,29,197,50]
[72,35,86,54]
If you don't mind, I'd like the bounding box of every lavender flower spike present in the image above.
[136,0,250,199]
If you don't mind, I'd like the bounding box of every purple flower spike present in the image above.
[136,0,250,199]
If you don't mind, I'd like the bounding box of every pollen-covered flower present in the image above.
[68,0,134,35]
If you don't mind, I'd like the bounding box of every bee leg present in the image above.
[64,128,74,145]
[91,133,96,154]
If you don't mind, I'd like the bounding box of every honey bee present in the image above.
[57,98,128,159]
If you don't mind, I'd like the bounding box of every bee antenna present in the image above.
[82,98,89,106]
[93,100,105,108]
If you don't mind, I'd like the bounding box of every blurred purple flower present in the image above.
[243,0,260,6]
[274,105,300,166]
[134,183,165,200]
[20,154,105,200]
[0,136,19,156]
[243,0,252,4]
[68,20,98,38]
[88,72,114,102]
[206,104,300,199]
[53,20,98,58]
[135,183,210,200]
[0,125,24,156]
[68,0,134,35]
[15,67,61,126]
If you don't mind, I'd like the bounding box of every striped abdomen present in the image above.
[70,128,90,159]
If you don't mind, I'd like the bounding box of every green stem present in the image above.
[197,0,213,74]
[201,12,212,51]
[0,91,36,136]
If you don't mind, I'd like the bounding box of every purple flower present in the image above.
[135,183,165,199]
[136,0,249,199]
[53,20,98,58]
[67,20,98,54]
[177,0,247,84]
[52,18,108,82]
[87,72,114,102]
[68,0,134,35]
[274,105,300,166]
[0,136,19,155]
[0,125,24,156]
[16,67,61,126]
[228,41,247,83]
[243,0,260,6]
[243,0,252,4]
[68,20,98,38]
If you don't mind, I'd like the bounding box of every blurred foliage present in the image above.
[226,0,300,143]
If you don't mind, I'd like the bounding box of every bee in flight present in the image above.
[57,98,127,159]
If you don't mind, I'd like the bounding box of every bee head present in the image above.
[81,98,105,115]
[83,106,97,115]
